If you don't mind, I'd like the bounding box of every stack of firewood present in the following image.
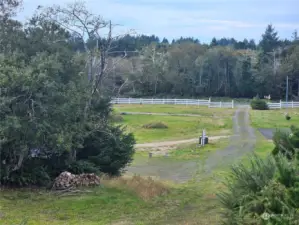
[52,171,100,190]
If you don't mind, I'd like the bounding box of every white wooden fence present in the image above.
[111,98,234,108]
[111,97,211,106]
[268,100,299,109]
[111,98,299,110]
[208,101,234,108]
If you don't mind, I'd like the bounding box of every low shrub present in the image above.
[285,113,291,120]
[142,122,168,129]
[250,97,269,110]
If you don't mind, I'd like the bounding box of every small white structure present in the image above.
[264,94,271,100]
[200,129,208,146]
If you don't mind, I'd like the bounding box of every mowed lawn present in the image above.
[0,137,230,225]
[250,108,299,128]
[119,114,232,143]
[114,104,235,117]
[0,176,224,225]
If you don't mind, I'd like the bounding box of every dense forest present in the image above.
[77,26,299,100]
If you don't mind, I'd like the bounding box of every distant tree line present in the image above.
[75,25,298,100]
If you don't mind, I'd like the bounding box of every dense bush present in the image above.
[219,154,299,224]
[272,126,299,159]
[142,122,168,129]
[77,125,135,176]
[0,9,136,186]
[219,127,299,224]
[250,97,269,110]
[68,160,100,174]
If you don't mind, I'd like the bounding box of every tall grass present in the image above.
[101,175,169,200]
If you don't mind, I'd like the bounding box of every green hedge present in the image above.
[250,98,269,110]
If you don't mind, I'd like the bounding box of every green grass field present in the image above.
[250,108,299,128]
[254,132,275,158]
[114,104,235,117]
[169,138,229,160]
[0,178,223,225]
[119,114,232,143]
[0,136,229,225]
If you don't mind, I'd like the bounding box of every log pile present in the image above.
[52,171,100,190]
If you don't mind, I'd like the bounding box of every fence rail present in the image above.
[111,98,211,106]
[268,101,299,109]
[111,98,299,109]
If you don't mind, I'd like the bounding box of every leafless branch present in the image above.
[38,1,135,118]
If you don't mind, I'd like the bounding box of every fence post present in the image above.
[152,98,154,104]
[220,101,222,108]
[208,97,211,108]
[129,97,131,104]
[280,100,282,109]
[292,101,294,108]
[140,98,143,104]
[232,100,234,109]
[163,98,165,104]
[117,98,119,104]
[175,99,177,105]
[185,99,187,106]
[198,99,200,107]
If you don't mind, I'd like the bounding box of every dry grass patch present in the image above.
[101,175,169,200]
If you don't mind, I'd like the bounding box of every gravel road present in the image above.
[126,108,256,183]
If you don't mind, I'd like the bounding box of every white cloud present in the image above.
[19,0,299,42]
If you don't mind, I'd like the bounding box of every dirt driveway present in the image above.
[126,108,256,183]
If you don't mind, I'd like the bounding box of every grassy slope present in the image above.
[114,104,235,117]
[1,187,151,225]
[0,182,223,225]
[169,138,229,160]
[1,140,228,225]
[120,114,232,143]
[254,132,275,158]
[250,108,299,128]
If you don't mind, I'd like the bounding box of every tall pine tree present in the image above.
[259,24,280,53]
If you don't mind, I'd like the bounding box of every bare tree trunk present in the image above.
[118,78,128,97]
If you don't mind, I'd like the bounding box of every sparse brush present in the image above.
[142,122,168,129]
[110,114,124,122]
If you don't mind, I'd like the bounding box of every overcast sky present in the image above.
[17,0,299,43]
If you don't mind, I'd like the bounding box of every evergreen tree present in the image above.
[259,24,280,53]
[292,30,298,41]
[210,37,217,47]
[161,37,169,44]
